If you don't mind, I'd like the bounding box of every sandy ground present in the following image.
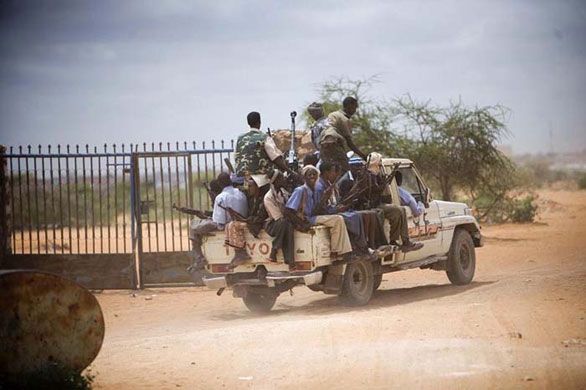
[89,190,586,389]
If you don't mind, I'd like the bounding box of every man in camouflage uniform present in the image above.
[235,111,291,188]
[318,96,367,173]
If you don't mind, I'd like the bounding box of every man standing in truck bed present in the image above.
[235,111,292,188]
[318,97,368,173]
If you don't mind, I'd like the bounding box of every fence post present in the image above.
[0,145,11,260]
[130,152,143,289]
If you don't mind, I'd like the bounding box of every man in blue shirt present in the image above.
[396,172,424,217]
[314,161,370,255]
[285,165,352,257]
[188,172,248,272]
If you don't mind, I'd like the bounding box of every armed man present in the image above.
[317,96,368,173]
[235,111,295,188]
[307,102,330,150]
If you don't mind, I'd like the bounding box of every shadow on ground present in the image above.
[211,280,496,321]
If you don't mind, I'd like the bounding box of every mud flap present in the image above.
[323,264,346,294]
[232,284,248,298]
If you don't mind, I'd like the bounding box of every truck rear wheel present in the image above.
[339,259,374,306]
[446,229,476,285]
[242,288,278,313]
[373,274,383,292]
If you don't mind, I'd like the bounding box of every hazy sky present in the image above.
[1,0,585,154]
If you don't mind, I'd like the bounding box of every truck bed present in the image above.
[201,225,335,273]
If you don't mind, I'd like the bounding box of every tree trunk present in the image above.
[439,175,452,201]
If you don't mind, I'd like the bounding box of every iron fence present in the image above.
[3,141,234,255]
[133,140,234,253]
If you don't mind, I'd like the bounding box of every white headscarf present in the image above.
[367,152,383,174]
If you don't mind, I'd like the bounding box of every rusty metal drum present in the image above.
[0,270,105,375]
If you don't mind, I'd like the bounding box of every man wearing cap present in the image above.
[285,165,353,258]
[235,111,294,188]
[338,155,366,203]
[307,102,330,150]
[318,97,368,173]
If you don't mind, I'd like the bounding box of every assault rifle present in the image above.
[283,207,312,233]
[338,162,401,209]
[219,203,266,237]
[172,204,211,220]
[312,183,338,216]
[203,182,219,205]
[218,204,248,223]
[223,158,235,174]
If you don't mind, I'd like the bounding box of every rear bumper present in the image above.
[266,271,323,286]
[201,270,323,290]
[201,275,228,289]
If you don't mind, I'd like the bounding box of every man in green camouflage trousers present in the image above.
[235,111,292,187]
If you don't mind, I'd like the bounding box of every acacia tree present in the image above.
[308,77,516,208]
[394,96,514,203]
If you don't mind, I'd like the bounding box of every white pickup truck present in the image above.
[200,158,483,313]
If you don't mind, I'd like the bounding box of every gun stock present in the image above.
[218,204,247,222]
[223,158,235,174]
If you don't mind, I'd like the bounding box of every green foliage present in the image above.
[307,76,547,224]
[390,95,515,203]
[311,76,516,214]
[470,192,537,223]
[509,195,538,223]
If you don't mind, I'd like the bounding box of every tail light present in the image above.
[210,264,232,273]
[294,261,313,271]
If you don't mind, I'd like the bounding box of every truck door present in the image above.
[395,166,442,263]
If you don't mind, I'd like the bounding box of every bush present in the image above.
[508,195,538,223]
[470,193,537,224]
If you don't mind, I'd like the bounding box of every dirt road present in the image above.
[90,190,586,389]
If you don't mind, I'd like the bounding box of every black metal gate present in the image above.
[0,141,234,289]
[1,144,135,289]
[132,141,234,288]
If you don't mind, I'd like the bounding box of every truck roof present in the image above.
[382,157,413,166]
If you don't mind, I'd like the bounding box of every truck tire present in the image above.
[242,288,278,313]
[446,229,476,285]
[373,274,383,292]
[339,260,374,306]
